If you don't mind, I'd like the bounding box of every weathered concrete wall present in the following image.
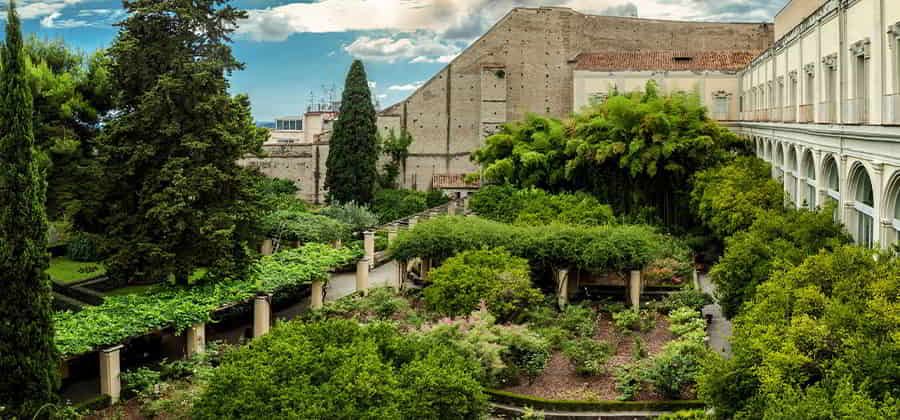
[240,143,329,204]
[379,7,774,190]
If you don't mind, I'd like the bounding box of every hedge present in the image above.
[390,216,688,273]
[486,389,705,412]
[260,210,350,243]
[54,244,357,357]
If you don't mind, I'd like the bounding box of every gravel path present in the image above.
[698,273,732,357]
[325,260,398,302]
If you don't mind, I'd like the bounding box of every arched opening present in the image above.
[802,150,816,209]
[786,146,798,205]
[824,156,841,222]
[775,144,784,182]
[850,165,875,247]
[884,172,900,246]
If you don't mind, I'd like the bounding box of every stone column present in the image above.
[387,224,399,245]
[556,269,570,308]
[448,200,458,216]
[260,239,274,256]
[420,258,431,282]
[356,258,370,295]
[332,238,342,249]
[629,270,642,310]
[309,280,324,309]
[692,269,700,290]
[408,216,419,230]
[186,323,205,357]
[396,260,407,290]
[253,294,271,338]
[100,345,123,403]
[363,231,375,268]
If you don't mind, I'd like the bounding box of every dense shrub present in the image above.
[691,156,784,239]
[66,232,102,262]
[699,246,900,419]
[709,206,850,318]
[250,174,305,213]
[643,332,708,398]
[194,320,488,420]
[612,309,655,333]
[391,216,687,275]
[424,248,542,322]
[54,244,356,356]
[657,290,714,314]
[562,338,613,376]
[418,308,549,388]
[473,85,740,228]
[260,210,350,244]
[318,202,379,233]
[372,189,428,223]
[425,189,450,208]
[470,185,614,226]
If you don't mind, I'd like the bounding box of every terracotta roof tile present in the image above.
[432,174,480,189]
[574,50,760,72]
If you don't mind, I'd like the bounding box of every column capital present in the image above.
[102,345,124,353]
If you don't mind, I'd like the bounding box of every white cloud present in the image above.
[388,81,425,91]
[410,53,458,64]
[41,12,89,28]
[343,34,461,63]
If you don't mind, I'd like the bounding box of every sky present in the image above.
[0,0,788,122]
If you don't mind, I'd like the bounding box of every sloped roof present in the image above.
[432,174,480,190]
[574,50,760,72]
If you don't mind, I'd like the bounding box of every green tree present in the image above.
[377,128,412,189]
[0,1,60,414]
[79,0,267,284]
[474,83,740,229]
[24,38,114,220]
[325,60,378,204]
[699,246,900,419]
[691,156,785,239]
[424,248,543,322]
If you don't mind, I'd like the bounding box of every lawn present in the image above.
[47,257,106,285]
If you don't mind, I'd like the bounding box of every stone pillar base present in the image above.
[629,270,642,309]
[357,258,370,295]
[311,280,324,309]
[100,345,124,403]
[186,323,205,357]
[253,294,271,338]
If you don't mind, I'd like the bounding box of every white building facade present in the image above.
[735,0,900,248]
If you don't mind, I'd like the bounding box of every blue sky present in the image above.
[1,0,787,122]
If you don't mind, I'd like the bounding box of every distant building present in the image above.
[737,0,900,249]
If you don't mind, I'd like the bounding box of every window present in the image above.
[850,39,871,122]
[804,152,817,209]
[825,158,841,222]
[853,168,875,247]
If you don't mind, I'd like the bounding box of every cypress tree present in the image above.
[325,60,378,204]
[79,0,267,285]
[0,0,60,415]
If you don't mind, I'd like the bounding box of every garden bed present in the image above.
[503,312,676,401]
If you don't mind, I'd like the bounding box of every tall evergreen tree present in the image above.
[0,0,60,415]
[78,0,267,284]
[325,60,378,204]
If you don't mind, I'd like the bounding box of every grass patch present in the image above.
[47,257,106,284]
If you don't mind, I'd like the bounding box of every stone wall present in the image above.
[379,7,774,190]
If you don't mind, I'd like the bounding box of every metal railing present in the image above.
[883,94,900,125]
[798,104,814,123]
[817,101,835,123]
[842,98,868,124]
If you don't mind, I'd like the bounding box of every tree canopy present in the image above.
[0,1,59,414]
[699,246,900,419]
[325,60,379,204]
[473,83,742,228]
[77,0,267,285]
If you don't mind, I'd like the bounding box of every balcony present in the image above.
[817,102,835,123]
[884,94,900,125]
[798,104,813,123]
[842,98,868,124]
[783,106,796,123]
